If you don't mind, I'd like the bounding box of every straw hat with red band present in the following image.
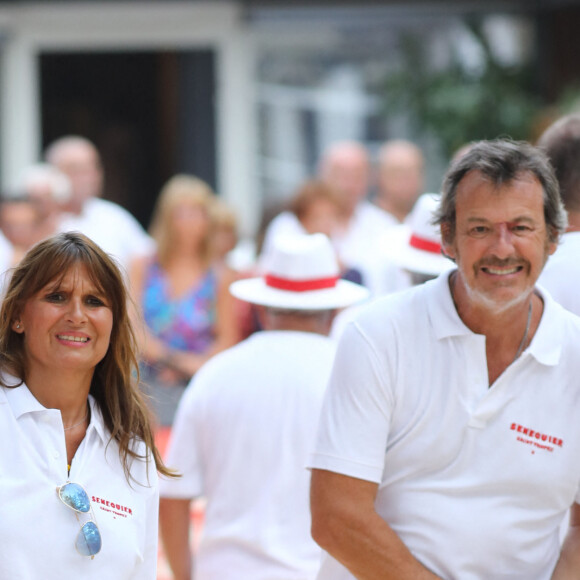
[381,193,455,276]
[230,233,370,310]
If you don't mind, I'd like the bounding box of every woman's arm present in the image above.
[127,255,167,362]
[162,267,241,377]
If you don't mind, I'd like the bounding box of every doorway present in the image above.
[40,49,217,229]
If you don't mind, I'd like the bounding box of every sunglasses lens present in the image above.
[59,483,91,513]
[76,521,102,556]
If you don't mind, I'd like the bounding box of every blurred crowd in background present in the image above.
[0,133,451,427]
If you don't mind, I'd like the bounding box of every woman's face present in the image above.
[300,198,341,237]
[170,201,210,246]
[14,264,113,379]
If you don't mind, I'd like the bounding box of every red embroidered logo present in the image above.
[510,422,563,454]
[92,495,133,518]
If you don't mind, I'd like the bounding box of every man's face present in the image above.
[323,151,369,211]
[443,170,556,312]
[378,147,423,213]
[55,144,103,208]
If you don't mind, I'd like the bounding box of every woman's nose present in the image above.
[65,298,87,323]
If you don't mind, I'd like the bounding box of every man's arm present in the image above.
[310,469,441,580]
[159,497,193,580]
[551,503,580,580]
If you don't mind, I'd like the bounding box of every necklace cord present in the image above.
[513,300,533,362]
[449,272,533,362]
[63,408,89,431]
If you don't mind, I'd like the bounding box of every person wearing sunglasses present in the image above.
[0,231,176,579]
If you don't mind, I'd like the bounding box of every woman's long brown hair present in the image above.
[0,232,177,483]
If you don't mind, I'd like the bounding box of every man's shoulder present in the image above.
[183,331,335,406]
[212,330,334,367]
[543,289,580,331]
[86,197,141,224]
[355,200,398,229]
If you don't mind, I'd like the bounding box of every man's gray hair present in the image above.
[434,139,567,244]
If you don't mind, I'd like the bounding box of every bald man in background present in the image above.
[45,135,155,272]
[374,139,425,224]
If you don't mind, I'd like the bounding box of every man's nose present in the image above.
[489,223,515,258]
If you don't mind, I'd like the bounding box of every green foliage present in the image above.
[382,20,541,159]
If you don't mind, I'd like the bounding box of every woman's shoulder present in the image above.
[211,262,238,285]
[129,253,161,288]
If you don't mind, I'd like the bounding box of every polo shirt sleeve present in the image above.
[132,453,160,580]
[159,379,205,499]
[309,319,395,484]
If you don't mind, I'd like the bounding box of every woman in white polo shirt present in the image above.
[0,231,175,579]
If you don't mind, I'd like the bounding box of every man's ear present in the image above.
[440,223,456,260]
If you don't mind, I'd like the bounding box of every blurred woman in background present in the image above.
[129,175,239,426]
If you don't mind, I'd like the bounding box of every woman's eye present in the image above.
[86,296,105,307]
[45,293,64,302]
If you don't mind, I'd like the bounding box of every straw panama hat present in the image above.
[381,193,455,276]
[230,233,370,310]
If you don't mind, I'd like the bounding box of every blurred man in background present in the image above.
[374,139,424,223]
[159,233,368,580]
[537,113,580,315]
[45,135,155,271]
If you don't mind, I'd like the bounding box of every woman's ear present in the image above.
[12,320,23,333]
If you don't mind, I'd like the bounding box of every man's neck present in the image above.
[374,197,408,223]
[449,271,543,385]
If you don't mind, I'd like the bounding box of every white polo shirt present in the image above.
[310,271,580,580]
[0,382,159,579]
[160,330,336,580]
[58,197,155,273]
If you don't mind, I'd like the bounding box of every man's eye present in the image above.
[469,226,489,236]
[512,224,532,234]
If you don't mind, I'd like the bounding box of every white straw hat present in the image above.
[381,193,454,276]
[230,233,370,310]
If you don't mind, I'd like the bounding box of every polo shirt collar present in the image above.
[87,395,109,445]
[3,379,109,445]
[2,378,46,418]
[527,286,562,366]
[427,269,472,340]
[426,270,562,366]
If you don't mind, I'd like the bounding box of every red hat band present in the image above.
[265,274,339,292]
[409,234,441,255]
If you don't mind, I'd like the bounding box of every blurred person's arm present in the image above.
[310,469,441,580]
[159,497,193,580]
[127,254,173,363]
[163,266,240,376]
[551,503,580,579]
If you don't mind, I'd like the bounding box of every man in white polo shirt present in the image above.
[309,140,580,579]
[158,233,369,580]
